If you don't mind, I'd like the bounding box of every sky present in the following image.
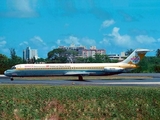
[0,0,160,58]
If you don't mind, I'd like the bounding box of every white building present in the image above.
[59,44,86,56]
[23,47,38,61]
[59,45,106,58]
[108,52,127,61]
[31,49,38,59]
[82,46,106,58]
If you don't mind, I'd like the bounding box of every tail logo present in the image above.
[130,55,140,64]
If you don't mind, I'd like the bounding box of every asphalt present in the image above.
[0,73,160,86]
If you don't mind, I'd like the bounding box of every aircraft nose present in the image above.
[4,71,7,75]
[4,70,7,76]
[4,70,11,77]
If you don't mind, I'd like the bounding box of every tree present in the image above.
[125,49,134,56]
[79,54,111,63]
[94,54,111,63]
[8,48,23,67]
[36,58,46,63]
[133,57,148,73]
[74,57,86,63]
[0,49,24,74]
[156,49,160,57]
[10,48,16,59]
[65,49,78,63]
[85,56,95,63]
[0,54,8,62]
[0,54,9,74]
[47,48,78,63]
[47,48,68,63]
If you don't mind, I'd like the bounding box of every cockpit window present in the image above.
[11,66,16,69]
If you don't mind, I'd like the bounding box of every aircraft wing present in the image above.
[65,71,92,75]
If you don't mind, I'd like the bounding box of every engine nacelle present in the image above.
[104,67,124,73]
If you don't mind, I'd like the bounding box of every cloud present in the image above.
[104,27,135,48]
[101,19,115,28]
[0,41,7,47]
[136,35,156,44]
[56,39,61,45]
[81,37,96,46]
[51,46,56,50]
[64,36,80,45]
[0,37,7,47]
[107,27,134,48]
[56,35,96,48]
[0,0,38,18]
[103,27,159,51]
[0,37,9,55]
[18,36,49,58]
[12,0,33,12]
[19,41,28,46]
[19,36,47,50]
[30,36,46,46]
[99,38,111,46]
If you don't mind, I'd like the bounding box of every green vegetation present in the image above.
[0,85,160,119]
[0,49,24,74]
[133,57,160,73]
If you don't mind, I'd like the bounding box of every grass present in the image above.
[0,85,160,120]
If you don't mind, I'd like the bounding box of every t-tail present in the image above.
[120,49,150,65]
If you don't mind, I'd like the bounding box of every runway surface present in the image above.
[0,73,160,86]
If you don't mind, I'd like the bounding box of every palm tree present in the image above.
[125,49,134,56]
[156,49,160,57]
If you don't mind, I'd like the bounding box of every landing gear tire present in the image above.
[10,77,14,81]
[78,75,83,81]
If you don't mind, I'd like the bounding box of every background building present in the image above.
[59,44,86,56]
[82,46,106,58]
[108,52,127,61]
[58,44,106,58]
[23,47,38,61]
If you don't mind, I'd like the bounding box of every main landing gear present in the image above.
[10,77,14,81]
[78,75,84,81]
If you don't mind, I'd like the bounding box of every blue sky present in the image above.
[0,0,160,58]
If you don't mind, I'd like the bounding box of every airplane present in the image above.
[4,49,150,81]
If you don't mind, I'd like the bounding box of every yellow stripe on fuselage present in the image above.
[15,63,137,71]
[16,68,25,70]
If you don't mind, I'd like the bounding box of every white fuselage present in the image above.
[4,62,136,77]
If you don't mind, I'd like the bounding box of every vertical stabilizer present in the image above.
[120,49,150,65]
